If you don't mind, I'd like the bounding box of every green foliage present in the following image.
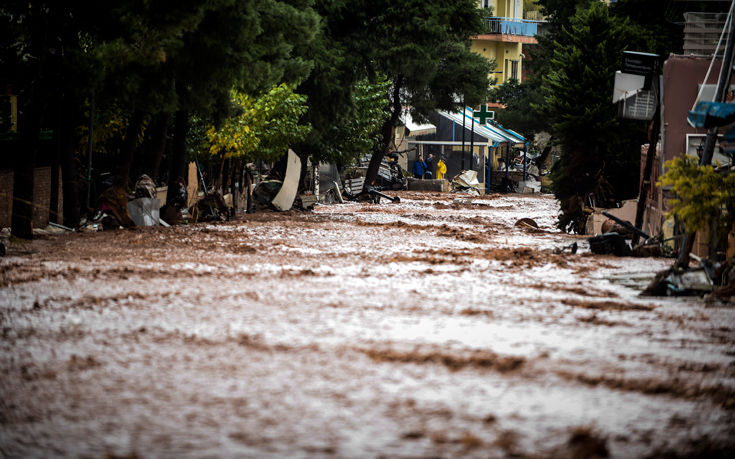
[659,156,735,239]
[297,0,492,178]
[524,0,540,13]
[488,79,547,139]
[610,0,683,58]
[207,84,311,163]
[539,2,648,232]
[166,0,319,117]
[312,79,391,166]
[365,0,492,117]
[536,0,596,29]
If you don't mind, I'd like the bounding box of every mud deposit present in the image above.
[1,192,733,457]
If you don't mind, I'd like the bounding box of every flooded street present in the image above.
[1,192,733,457]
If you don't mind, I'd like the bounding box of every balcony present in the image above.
[483,17,539,39]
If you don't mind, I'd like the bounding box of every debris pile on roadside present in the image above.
[643,257,735,301]
[450,170,482,196]
[587,212,674,258]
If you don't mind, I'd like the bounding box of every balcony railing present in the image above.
[484,17,538,37]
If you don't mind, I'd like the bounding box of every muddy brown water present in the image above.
[1,192,733,457]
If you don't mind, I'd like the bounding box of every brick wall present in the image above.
[0,169,12,228]
[0,167,63,229]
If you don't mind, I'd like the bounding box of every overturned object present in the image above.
[295,194,318,210]
[367,187,400,204]
[128,198,161,226]
[134,174,157,199]
[553,241,578,255]
[643,266,714,296]
[451,170,481,196]
[588,233,631,257]
[272,149,301,211]
[98,184,135,229]
[514,218,539,229]
[194,191,229,221]
[253,180,283,209]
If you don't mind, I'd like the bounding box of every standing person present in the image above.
[425,153,435,179]
[436,156,447,180]
[412,154,428,179]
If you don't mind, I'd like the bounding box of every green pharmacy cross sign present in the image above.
[472,104,494,124]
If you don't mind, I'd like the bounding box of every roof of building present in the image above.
[439,107,525,144]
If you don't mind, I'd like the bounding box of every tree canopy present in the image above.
[489,0,691,233]
[2,0,494,235]
[540,2,651,232]
[207,84,311,163]
[355,0,493,187]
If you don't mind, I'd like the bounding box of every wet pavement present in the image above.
[1,191,733,457]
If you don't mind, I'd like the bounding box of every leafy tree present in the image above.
[488,78,547,140]
[536,0,596,29]
[485,1,596,142]
[291,0,492,188]
[160,0,319,203]
[539,2,649,232]
[348,0,492,189]
[207,84,311,163]
[609,0,683,58]
[0,1,87,236]
[310,79,391,166]
[524,0,541,16]
[659,156,735,250]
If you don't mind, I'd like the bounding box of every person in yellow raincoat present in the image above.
[436,157,447,179]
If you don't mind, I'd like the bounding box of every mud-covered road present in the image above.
[1,192,734,457]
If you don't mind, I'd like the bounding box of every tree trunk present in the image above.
[244,167,254,213]
[50,99,62,225]
[12,104,41,239]
[633,106,660,246]
[364,79,402,191]
[60,107,81,227]
[166,110,189,205]
[230,160,239,214]
[117,109,145,188]
[216,153,226,193]
[148,113,170,183]
[12,5,49,239]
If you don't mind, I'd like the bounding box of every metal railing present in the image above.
[484,17,538,37]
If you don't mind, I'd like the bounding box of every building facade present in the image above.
[471,0,538,85]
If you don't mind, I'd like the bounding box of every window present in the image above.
[511,60,519,81]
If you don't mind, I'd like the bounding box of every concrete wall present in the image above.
[662,55,721,169]
[643,54,728,257]
[470,39,523,84]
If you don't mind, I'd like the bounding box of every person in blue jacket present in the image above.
[412,154,428,179]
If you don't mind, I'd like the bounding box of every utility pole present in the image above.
[469,110,475,171]
[677,10,735,267]
[632,76,661,246]
[461,103,466,170]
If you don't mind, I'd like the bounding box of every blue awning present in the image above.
[438,108,525,145]
[688,101,735,128]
